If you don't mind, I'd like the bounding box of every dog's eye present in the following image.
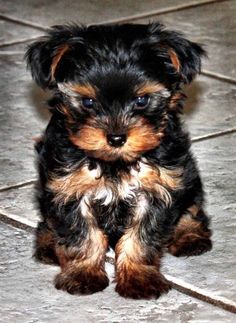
[134,95,150,109]
[82,98,95,109]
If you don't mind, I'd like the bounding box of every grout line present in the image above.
[0,14,47,31]
[0,51,25,55]
[202,70,236,85]
[0,0,226,42]
[192,128,236,143]
[0,179,36,193]
[165,274,236,314]
[0,210,36,233]
[96,0,227,25]
[0,35,42,48]
[105,256,236,314]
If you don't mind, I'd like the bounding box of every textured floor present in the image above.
[0,0,236,322]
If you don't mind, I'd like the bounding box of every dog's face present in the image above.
[26,23,204,162]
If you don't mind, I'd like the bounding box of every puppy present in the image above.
[26,23,212,299]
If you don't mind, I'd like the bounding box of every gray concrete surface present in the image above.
[0,0,236,321]
[1,0,207,26]
[139,0,236,79]
[1,222,236,323]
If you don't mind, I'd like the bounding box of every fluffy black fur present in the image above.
[26,23,212,299]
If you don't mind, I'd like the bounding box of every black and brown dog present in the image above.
[26,22,212,299]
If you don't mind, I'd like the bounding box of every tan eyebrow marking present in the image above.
[135,82,165,96]
[69,84,97,98]
[51,44,70,79]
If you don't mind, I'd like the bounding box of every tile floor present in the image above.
[0,0,235,322]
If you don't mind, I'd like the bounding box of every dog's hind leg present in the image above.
[34,221,59,265]
[168,205,212,257]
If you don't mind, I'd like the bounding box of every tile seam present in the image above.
[0,0,227,39]
[96,0,228,25]
[202,70,236,85]
[0,212,235,313]
[98,256,236,314]
[0,14,48,31]
[0,210,36,232]
[0,36,42,48]
[0,179,36,193]
[192,128,236,143]
[165,274,236,314]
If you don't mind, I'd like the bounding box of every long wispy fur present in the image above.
[26,22,212,299]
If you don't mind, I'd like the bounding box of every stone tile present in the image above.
[138,0,236,79]
[1,0,193,26]
[0,54,50,188]
[0,185,39,226]
[0,40,36,53]
[0,19,42,46]
[183,75,236,138]
[1,222,235,323]
[163,133,236,300]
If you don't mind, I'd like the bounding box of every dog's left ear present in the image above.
[148,23,206,84]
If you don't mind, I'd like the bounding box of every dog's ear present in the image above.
[25,25,83,89]
[148,23,206,84]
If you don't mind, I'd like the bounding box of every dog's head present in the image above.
[26,23,205,162]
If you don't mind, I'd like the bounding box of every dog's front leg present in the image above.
[54,197,109,295]
[115,195,171,299]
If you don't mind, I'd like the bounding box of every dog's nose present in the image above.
[107,134,127,147]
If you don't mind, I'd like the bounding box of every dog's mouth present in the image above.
[69,118,166,162]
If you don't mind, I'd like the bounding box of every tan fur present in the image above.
[115,194,170,298]
[59,228,108,270]
[136,162,183,206]
[116,228,144,266]
[48,165,104,204]
[69,117,166,162]
[135,82,165,96]
[124,118,164,154]
[51,44,70,79]
[70,126,107,151]
[69,83,97,98]
[169,92,184,110]
[56,196,108,270]
[36,230,55,249]
[49,161,183,207]
[175,215,202,234]
[168,48,181,72]
[115,194,148,267]
[168,208,212,257]
[187,204,200,217]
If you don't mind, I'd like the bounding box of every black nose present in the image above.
[107,134,127,147]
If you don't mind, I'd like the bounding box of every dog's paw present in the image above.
[54,268,109,295]
[168,234,212,257]
[115,269,171,299]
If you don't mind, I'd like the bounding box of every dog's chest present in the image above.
[90,162,182,207]
[49,160,182,207]
[93,167,140,205]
